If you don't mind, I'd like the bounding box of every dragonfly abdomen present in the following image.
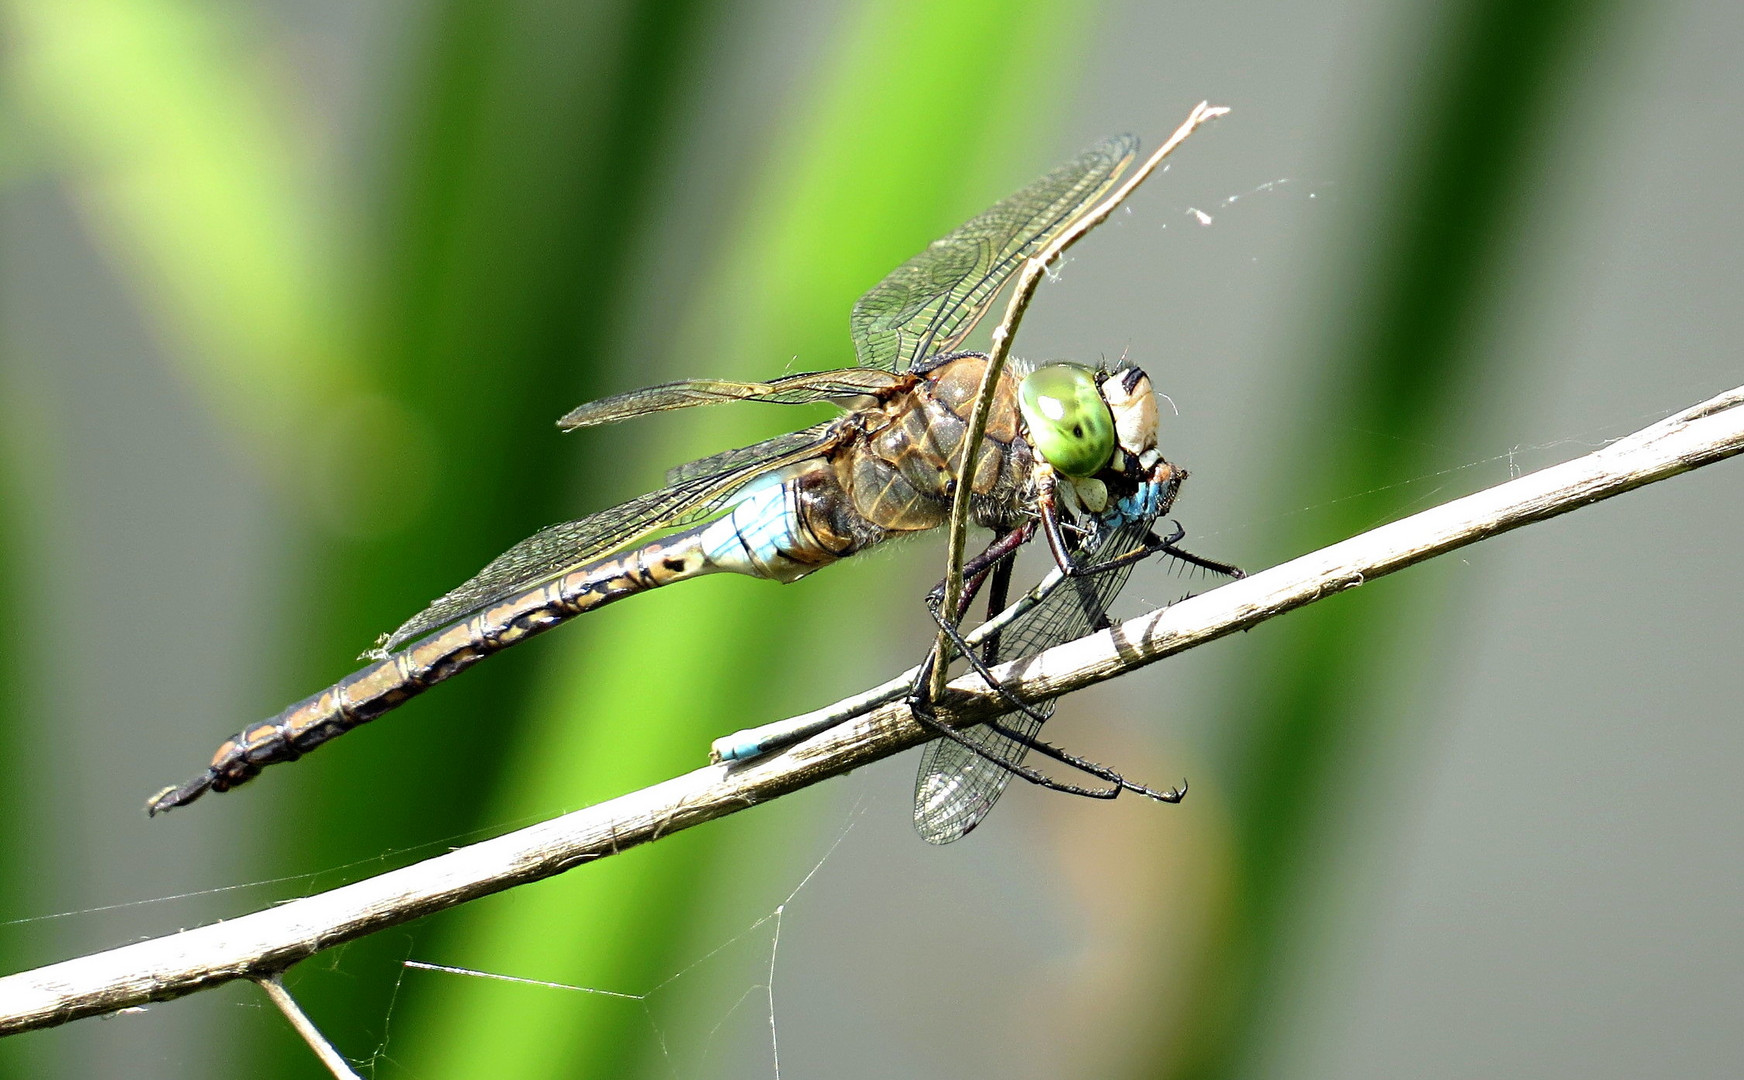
[147,464,859,814]
[696,463,861,581]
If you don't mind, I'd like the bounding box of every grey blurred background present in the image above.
[2,0,1740,1076]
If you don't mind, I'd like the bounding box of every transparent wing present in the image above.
[912,514,1154,845]
[558,369,901,430]
[850,135,1138,373]
[382,425,841,650]
[665,422,832,485]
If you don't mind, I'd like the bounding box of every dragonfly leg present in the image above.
[910,709,1127,800]
[980,547,1016,666]
[1029,482,1128,631]
[1035,470,1080,574]
[910,594,1186,803]
[916,596,1052,728]
[1071,518,1184,578]
[1042,523,1242,635]
[923,524,1034,619]
[915,525,1035,700]
[1150,523,1245,580]
[1037,466,1243,584]
[1065,521,1245,582]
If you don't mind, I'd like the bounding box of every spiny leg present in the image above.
[1040,521,1244,632]
[1152,526,1245,580]
[913,525,1033,701]
[906,506,1231,806]
[905,506,1231,802]
[924,523,1034,617]
[1032,463,1240,584]
[911,588,1186,804]
[1030,479,1124,631]
[908,527,1037,752]
[911,500,1182,802]
[1064,520,1245,582]
[911,709,1128,800]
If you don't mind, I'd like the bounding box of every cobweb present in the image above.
[366,797,871,1080]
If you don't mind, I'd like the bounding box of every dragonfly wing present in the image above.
[912,516,1152,845]
[912,693,1055,846]
[850,135,1138,373]
[382,425,842,650]
[558,369,901,430]
[665,422,834,486]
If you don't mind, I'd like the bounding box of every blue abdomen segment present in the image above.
[1111,479,1165,528]
[699,469,839,583]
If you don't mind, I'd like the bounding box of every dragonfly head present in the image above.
[1018,358,1168,488]
[1019,360,1176,526]
[1017,362,1119,477]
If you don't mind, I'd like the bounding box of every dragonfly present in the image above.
[148,133,1237,835]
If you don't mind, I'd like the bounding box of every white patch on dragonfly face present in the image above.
[1101,366,1159,457]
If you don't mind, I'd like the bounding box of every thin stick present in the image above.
[0,382,1739,1037]
[255,974,363,1080]
[929,100,1229,698]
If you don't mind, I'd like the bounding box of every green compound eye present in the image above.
[1018,363,1116,478]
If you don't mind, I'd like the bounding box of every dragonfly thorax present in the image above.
[832,352,1036,538]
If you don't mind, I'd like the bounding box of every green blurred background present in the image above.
[3,0,1742,1076]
